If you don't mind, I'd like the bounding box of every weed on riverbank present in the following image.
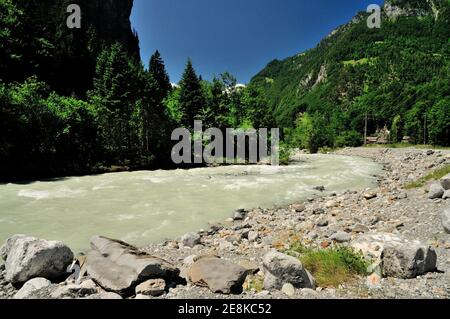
[405,164,450,189]
[286,242,370,288]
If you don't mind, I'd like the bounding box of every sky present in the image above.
[131,0,384,84]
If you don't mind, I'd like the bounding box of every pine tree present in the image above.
[90,43,141,160]
[137,51,173,161]
[179,59,205,128]
[149,50,172,102]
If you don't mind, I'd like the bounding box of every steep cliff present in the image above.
[9,0,140,96]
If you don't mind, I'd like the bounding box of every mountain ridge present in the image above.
[250,0,449,148]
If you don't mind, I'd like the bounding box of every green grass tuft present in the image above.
[405,164,450,189]
[286,243,370,288]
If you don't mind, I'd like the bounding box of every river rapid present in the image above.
[0,154,382,253]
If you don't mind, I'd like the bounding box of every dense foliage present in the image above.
[1,0,448,179]
[0,0,271,179]
[251,0,450,150]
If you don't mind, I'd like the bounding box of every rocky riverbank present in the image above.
[1,147,449,299]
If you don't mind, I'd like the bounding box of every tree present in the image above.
[178,59,205,128]
[149,50,172,101]
[89,43,141,161]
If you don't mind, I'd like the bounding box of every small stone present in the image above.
[366,273,382,289]
[353,224,370,233]
[317,218,329,227]
[247,231,259,242]
[292,204,306,212]
[281,283,295,296]
[329,231,351,243]
[313,208,325,215]
[181,232,201,248]
[321,240,331,249]
[135,294,152,299]
[314,186,326,192]
[135,279,166,297]
[363,191,377,200]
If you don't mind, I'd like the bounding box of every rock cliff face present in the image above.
[384,0,444,19]
[74,0,140,57]
[13,0,140,95]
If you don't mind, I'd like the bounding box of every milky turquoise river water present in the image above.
[0,154,382,253]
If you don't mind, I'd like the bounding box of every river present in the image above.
[0,154,382,253]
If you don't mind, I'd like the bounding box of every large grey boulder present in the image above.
[441,174,450,190]
[351,233,437,279]
[443,207,450,234]
[262,251,315,291]
[187,256,248,294]
[13,278,51,299]
[1,235,74,284]
[429,183,444,199]
[85,236,179,295]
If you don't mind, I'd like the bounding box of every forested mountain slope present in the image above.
[250,0,450,149]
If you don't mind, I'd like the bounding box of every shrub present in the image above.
[335,130,363,148]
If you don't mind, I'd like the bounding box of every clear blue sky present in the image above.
[131,0,384,84]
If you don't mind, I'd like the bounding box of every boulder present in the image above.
[2,235,74,284]
[443,207,450,234]
[351,233,437,279]
[187,256,248,294]
[262,251,315,291]
[85,236,179,295]
[181,232,201,248]
[13,278,51,299]
[428,183,444,199]
[441,174,450,190]
[135,279,166,297]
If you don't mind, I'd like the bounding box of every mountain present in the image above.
[250,0,450,148]
[1,0,140,96]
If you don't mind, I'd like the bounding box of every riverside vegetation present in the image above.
[1,0,449,180]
